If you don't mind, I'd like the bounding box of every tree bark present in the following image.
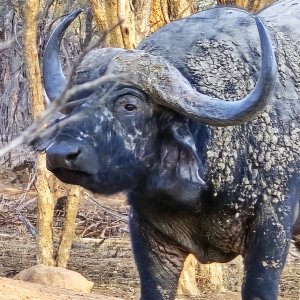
[89,0,124,47]
[24,0,84,269]
[23,0,55,266]
[217,0,275,11]
[89,0,153,49]
[56,186,82,268]
[177,254,201,296]
[150,0,168,33]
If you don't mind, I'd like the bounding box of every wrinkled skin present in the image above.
[35,1,300,299]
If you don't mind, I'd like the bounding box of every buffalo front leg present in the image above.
[242,202,292,300]
[129,208,187,300]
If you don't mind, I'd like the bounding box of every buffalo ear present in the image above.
[154,120,206,206]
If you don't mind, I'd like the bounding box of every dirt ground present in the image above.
[0,166,299,299]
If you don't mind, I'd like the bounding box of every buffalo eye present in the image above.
[124,103,137,111]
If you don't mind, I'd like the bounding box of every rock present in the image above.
[14,264,94,293]
[0,276,120,300]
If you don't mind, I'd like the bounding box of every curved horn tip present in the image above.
[43,9,83,103]
[254,16,277,68]
[64,8,84,21]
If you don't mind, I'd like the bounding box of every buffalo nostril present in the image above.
[46,142,98,174]
[46,143,82,170]
[66,149,81,162]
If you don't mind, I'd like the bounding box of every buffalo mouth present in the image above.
[49,167,125,195]
[50,167,100,193]
[50,167,91,186]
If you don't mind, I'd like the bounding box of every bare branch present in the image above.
[16,212,37,238]
[0,73,127,157]
[85,193,128,223]
[0,20,127,158]
[0,31,22,52]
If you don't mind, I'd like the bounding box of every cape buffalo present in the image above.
[35,1,300,299]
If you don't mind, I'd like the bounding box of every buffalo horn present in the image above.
[109,16,277,126]
[43,8,82,102]
[44,10,276,126]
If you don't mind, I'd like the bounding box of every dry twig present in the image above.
[0,32,22,52]
[0,20,127,158]
[85,193,128,222]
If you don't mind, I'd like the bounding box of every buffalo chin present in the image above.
[50,168,128,195]
[51,168,91,185]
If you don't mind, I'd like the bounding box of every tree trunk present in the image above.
[89,0,153,49]
[24,0,83,269]
[56,186,82,268]
[177,254,201,297]
[217,0,275,11]
[23,0,56,266]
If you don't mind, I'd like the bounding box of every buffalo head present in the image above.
[36,9,276,206]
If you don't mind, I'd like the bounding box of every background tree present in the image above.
[218,0,275,11]
[22,0,86,268]
[24,0,56,266]
[0,1,31,167]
